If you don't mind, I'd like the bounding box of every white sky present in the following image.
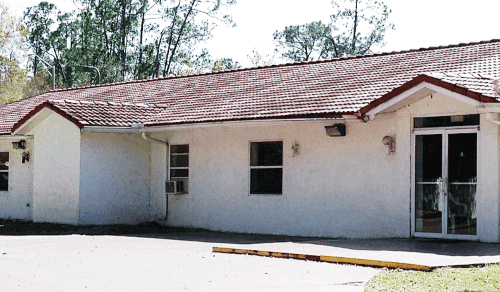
[7,0,500,67]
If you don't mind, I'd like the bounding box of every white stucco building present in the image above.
[1,40,500,241]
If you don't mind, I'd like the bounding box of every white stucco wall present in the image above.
[79,133,151,225]
[153,91,500,241]
[32,112,81,224]
[149,135,167,221]
[478,113,500,242]
[157,114,405,239]
[0,138,34,220]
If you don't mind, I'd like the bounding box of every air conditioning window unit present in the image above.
[165,180,185,195]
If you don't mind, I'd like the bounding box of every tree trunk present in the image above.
[351,0,359,54]
[119,0,128,79]
[165,0,197,75]
[137,7,146,78]
[162,0,181,76]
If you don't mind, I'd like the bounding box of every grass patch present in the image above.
[365,264,500,292]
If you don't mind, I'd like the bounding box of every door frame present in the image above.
[411,125,479,240]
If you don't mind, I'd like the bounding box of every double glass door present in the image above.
[413,129,477,238]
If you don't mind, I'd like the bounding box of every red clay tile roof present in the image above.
[11,100,166,133]
[2,39,500,133]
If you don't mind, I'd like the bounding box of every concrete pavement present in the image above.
[3,229,499,291]
[0,233,379,292]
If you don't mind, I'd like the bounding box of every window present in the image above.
[250,141,283,195]
[170,144,189,193]
[414,114,479,129]
[0,152,8,192]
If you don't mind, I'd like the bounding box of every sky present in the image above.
[7,0,500,67]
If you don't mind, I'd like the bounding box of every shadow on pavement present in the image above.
[2,219,500,257]
[307,238,500,257]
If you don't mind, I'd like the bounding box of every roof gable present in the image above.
[360,73,499,119]
[12,100,166,134]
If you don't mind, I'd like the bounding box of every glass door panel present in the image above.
[447,133,477,235]
[415,134,443,233]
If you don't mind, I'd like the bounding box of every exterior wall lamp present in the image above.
[291,141,300,157]
[325,124,346,137]
[22,152,30,163]
[12,140,26,150]
[382,136,396,155]
[12,140,29,163]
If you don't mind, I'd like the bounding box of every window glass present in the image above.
[170,145,189,193]
[0,152,8,171]
[0,152,8,192]
[171,144,189,154]
[250,168,283,194]
[250,141,283,195]
[250,141,283,166]
[170,169,189,178]
[170,154,189,168]
[414,115,479,128]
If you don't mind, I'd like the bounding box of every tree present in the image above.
[212,58,240,72]
[274,0,394,62]
[328,0,394,57]
[273,21,331,62]
[0,57,51,103]
[21,0,237,87]
[246,48,276,67]
[0,3,47,103]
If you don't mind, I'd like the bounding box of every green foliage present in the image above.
[0,57,50,102]
[366,265,500,291]
[0,3,15,48]
[329,0,394,57]
[274,0,394,62]
[273,21,331,62]
[0,3,48,103]
[212,57,240,72]
[20,0,237,88]
[247,48,276,67]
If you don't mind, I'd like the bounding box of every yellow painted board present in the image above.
[212,247,431,271]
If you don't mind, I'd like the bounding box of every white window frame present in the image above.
[0,152,9,192]
[169,144,189,194]
[249,140,283,195]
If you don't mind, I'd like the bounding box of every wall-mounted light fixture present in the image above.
[382,136,396,155]
[12,140,26,150]
[22,152,29,163]
[291,141,300,157]
[325,124,346,137]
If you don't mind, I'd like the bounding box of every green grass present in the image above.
[365,265,500,292]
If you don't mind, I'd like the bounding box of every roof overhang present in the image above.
[360,74,498,120]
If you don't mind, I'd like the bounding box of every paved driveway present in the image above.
[0,233,379,292]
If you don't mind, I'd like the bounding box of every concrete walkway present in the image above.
[208,235,500,271]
